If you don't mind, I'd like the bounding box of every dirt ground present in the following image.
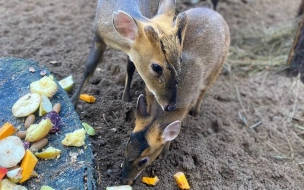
[1,0,304,189]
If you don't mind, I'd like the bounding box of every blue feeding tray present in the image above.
[0,58,95,190]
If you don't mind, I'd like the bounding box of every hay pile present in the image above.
[228,18,300,74]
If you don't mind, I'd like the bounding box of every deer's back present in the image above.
[176,8,230,108]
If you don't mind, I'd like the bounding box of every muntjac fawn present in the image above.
[121,7,230,185]
[72,0,190,111]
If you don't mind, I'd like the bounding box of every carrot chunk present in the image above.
[0,122,16,140]
[142,176,159,186]
[174,172,190,189]
[19,149,38,183]
[79,94,96,103]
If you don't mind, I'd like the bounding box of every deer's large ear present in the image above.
[136,94,149,118]
[113,10,138,43]
[162,120,181,142]
[157,0,176,17]
[175,12,188,46]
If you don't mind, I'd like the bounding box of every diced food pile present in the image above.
[0,74,95,190]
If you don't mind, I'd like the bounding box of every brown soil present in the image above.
[1,0,304,189]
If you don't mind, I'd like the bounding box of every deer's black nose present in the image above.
[164,103,176,111]
[120,177,133,185]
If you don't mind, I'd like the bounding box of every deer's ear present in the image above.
[175,12,188,46]
[113,10,138,43]
[157,0,176,17]
[136,94,149,118]
[162,120,181,142]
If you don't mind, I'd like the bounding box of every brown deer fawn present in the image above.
[71,0,189,111]
[121,7,230,185]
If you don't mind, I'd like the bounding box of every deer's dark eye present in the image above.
[151,63,163,75]
[138,157,149,168]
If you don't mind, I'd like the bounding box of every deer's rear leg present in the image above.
[71,37,106,106]
[190,90,206,117]
[122,58,135,102]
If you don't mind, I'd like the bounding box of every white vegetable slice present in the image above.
[39,94,52,116]
[30,75,58,98]
[12,93,41,117]
[6,167,22,183]
[0,136,25,168]
[58,75,74,92]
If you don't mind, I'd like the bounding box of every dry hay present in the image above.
[227,18,300,74]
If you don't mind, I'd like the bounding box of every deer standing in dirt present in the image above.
[72,0,190,111]
[120,7,230,185]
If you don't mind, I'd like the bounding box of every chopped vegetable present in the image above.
[142,176,159,186]
[0,122,16,140]
[42,111,61,133]
[0,179,17,190]
[0,136,25,168]
[30,138,48,152]
[6,167,22,183]
[79,94,96,103]
[16,131,26,139]
[0,167,8,180]
[19,149,38,183]
[174,172,190,189]
[12,185,28,190]
[35,147,61,159]
[82,123,96,136]
[24,114,35,129]
[25,118,52,142]
[40,186,55,190]
[12,93,41,117]
[30,75,58,98]
[52,103,61,113]
[62,128,86,147]
[58,75,74,92]
[39,94,52,117]
[23,141,30,150]
[106,185,132,190]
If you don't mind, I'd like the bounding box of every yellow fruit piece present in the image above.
[0,136,25,168]
[58,75,74,92]
[35,147,61,159]
[40,185,55,190]
[20,149,38,183]
[0,179,17,190]
[39,94,52,117]
[174,172,190,189]
[142,176,159,186]
[106,185,132,190]
[30,75,58,98]
[62,128,86,147]
[12,93,41,117]
[25,118,52,142]
[79,94,96,103]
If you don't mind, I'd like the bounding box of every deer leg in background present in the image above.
[122,58,136,102]
[71,36,106,106]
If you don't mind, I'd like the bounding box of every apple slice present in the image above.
[35,146,61,159]
[58,75,74,92]
[30,75,58,98]
[39,94,52,116]
[0,136,25,168]
[12,93,41,117]
[6,167,22,183]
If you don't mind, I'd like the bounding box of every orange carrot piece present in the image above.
[19,149,38,183]
[142,176,159,186]
[174,172,190,189]
[0,122,16,140]
[79,94,96,103]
